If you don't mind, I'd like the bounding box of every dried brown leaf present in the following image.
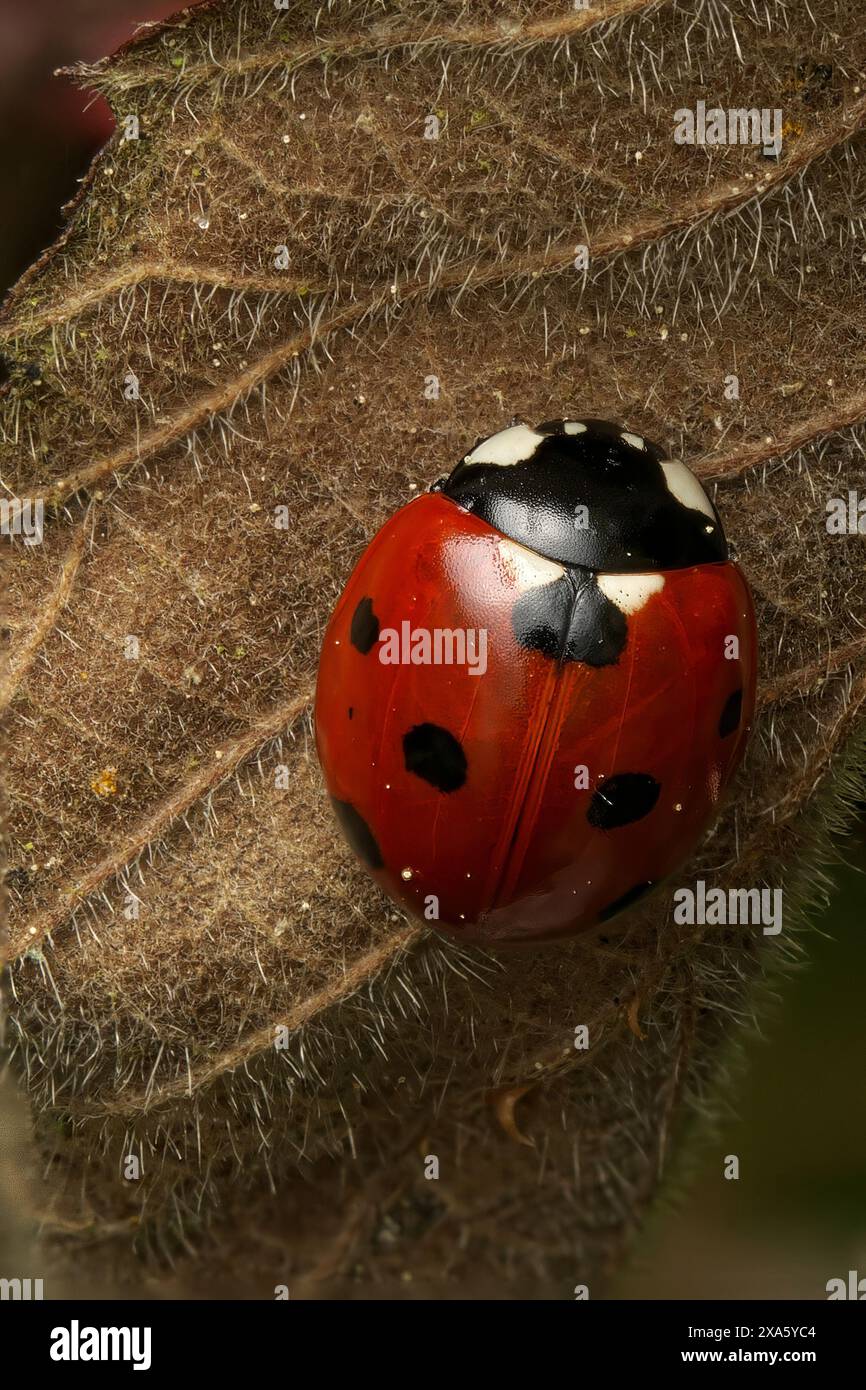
[2,0,866,1293]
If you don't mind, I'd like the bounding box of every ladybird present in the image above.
[314,419,756,945]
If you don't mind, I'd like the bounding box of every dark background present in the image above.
[0,0,864,1299]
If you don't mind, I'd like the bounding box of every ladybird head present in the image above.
[439,418,726,572]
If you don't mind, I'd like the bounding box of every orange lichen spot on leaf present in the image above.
[90,767,118,798]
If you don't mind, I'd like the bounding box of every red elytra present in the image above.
[314,420,757,945]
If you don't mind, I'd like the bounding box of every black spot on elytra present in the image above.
[348,707,354,720]
[330,798,383,870]
[511,572,627,667]
[403,723,467,792]
[718,688,743,738]
[511,575,572,658]
[598,881,656,923]
[588,772,660,830]
[566,577,629,666]
[350,596,380,654]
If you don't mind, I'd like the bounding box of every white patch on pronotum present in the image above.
[661,460,716,520]
[563,421,588,436]
[621,431,646,450]
[497,538,565,592]
[463,423,544,467]
[597,573,665,614]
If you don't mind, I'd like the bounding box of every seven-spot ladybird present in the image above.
[314,419,757,945]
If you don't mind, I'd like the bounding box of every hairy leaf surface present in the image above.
[2,0,865,1292]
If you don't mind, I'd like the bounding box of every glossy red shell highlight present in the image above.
[315,491,756,944]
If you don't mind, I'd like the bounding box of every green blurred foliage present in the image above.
[616,839,866,1298]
